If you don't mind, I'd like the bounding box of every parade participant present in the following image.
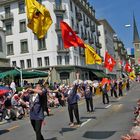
[67,84,80,127]
[27,84,45,140]
[113,80,118,98]
[126,79,130,91]
[110,80,114,97]
[119,80,123,96]
[84,84,94,112]
[102,83,109,104]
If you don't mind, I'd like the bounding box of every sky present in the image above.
[89,0,140,48]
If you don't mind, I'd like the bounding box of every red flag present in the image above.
[60,21,85,48]
[104,52,116,72]
[125,62,132,73]
[101,78,111,85]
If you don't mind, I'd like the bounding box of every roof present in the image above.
[98,19,116,34]
[133,15,140,43]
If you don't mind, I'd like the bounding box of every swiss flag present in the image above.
[60,21,85,48]
[125,62,132,73]
[104,52,116,72]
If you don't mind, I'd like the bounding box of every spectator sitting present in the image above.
[121,126,140,140]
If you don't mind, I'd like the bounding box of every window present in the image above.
[55,0,62,6]
[44,57,50,66]
[0,36,3,52]
[70,0,73,11]
[56,15,63,28]
[77,56,78,65]
[74,56,78,65]
[57,56,62,65]
[20,60,25,69]
[65,55,69,65]
[58,35,64,50]
[74,56,76,65]
[20,39,28,53]
[7,42,14,55]
[5,6,10,14]
[19,20,26,32]
[12,61,16,67]
[19,2,25,14]
[38,37,46,50]
[5,23,12,35]
[37,57,42,67]
[71,17,74,28]
[27,59,32,68]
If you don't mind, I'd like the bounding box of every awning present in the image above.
[107,74,116,79]
[92,71,109,78]
[92,71,104,78]
[0,69,48,79]
[100,72,110,78]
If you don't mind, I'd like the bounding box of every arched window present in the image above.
[0,36,3,52]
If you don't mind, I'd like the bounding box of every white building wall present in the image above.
[98,25,106,58]
[0,0,100,70]
[98,20,116,75]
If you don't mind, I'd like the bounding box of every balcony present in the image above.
[57,47,69,53]
[55,23,61,32]
[1,12,13,21]
[53,4,66,14]
[76,12,82,22]
[90,25,95,32]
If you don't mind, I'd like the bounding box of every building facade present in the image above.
[0,0,104,84]
[133,15,140,66]
[98,19,117,78]
[114,36,129,78]
[0,25,10,70]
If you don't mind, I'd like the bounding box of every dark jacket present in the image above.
[84,86,92,99]
[102,84,108,94]
[29,94,44,120]
[67,85,79,105]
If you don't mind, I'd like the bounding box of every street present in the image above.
[0,82,139,140]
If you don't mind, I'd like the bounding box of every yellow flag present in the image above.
[85,44,102,65]
[25,0,53,39]
[129,71,136,80]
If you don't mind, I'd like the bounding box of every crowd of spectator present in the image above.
[121,96,140,140]
[0,78,132,125]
